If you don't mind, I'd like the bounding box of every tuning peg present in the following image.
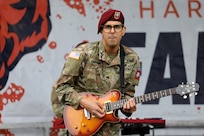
[189,93,193,97]
[194,92,198,95]
[183,95,187,99]
[187,89,191,93]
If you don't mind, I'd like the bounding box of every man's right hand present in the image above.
[80,98,106,118]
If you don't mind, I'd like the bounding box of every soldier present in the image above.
[55,9,141,136]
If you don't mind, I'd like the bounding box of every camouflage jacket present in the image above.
[55,41,141,136]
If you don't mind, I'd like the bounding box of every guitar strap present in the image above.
[120,45,125,96]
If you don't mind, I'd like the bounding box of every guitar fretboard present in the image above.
[108,88,177,111]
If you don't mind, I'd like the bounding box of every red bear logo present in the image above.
[0,0,52,90]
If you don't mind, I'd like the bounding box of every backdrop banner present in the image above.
[0,0,203,125]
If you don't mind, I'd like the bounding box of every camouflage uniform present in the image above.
[51,85,68,136]
[55,41,140,136]
[51,85,64,118]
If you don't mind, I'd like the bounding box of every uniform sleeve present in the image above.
[55,49,84,109]
[51,86,64,118]
[129,54,141,86]
[125,51,141,96]
[121,48,141,117]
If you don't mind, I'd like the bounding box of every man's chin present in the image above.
[108,41,118,46]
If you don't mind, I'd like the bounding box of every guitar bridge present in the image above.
[104,100,113,114]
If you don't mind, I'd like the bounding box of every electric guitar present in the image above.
[63,82,200,136]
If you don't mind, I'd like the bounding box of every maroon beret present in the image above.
[97,9,124,34]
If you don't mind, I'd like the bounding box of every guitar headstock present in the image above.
[176,82,200,99]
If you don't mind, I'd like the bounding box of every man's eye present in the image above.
[105,25,112,29]
[114,25,120,29]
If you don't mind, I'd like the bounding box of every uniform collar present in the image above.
[98,41,120,65]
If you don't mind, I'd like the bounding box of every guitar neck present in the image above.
[134,87,177,104]
[108,88,177,111]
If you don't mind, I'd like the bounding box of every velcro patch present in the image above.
[68,51,80,60]
[135,67,141,80]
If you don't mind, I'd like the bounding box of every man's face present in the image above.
[101,21,126,48]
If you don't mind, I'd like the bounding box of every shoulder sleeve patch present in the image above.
[135,67,141,80]
[68,51,80,60]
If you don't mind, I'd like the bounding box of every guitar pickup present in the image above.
[84,109,91,120]
[104,100,113,114]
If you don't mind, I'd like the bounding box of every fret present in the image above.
[171,88,176,94]
[159,91,163,97]
[157,91,161,98]
[120,99,125,108]
[164,89,167,96]
[119,100,123,108]
[169,89,172,95]
[116,101,120,108]
[134,97,139,104]
[160,90,166,97]
[112,101,121,110]
[152,91,158,99]
[167,89,172,96]
[111,102,116,110]
[144,93,151,102]
[151,92,154,99]
[166,89,171,95]
[136,96,140,104]
[139,95,144,103]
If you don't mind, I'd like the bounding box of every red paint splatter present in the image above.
[64,0,86,16]
[197,106,201,110]
[49,41,57,49]
[63,0,114,17]
[56,14,62,19]
[93,0,100,5]
[50,117,65,136]
[64,53,69,60]
[0,129,14,136]
[0,83,25,123]
[37,55,44,63]
[80,26,85,31]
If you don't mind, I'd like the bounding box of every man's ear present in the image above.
[122,26,126,36]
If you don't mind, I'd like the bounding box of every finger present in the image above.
[123,101,130,109]
[96,103,105,114]
[129,99,136,112]
[129,99,136,107]
[93,110,105,118]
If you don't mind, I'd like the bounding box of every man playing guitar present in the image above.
[54,9,141,136]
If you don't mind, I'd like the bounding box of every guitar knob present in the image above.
[86,128,90,132]
[74,125,78,129]
[82,123,86,127]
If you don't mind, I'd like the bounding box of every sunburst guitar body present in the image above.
[63,89,121,136]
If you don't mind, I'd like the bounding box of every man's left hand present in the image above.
[122,98,136,113]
